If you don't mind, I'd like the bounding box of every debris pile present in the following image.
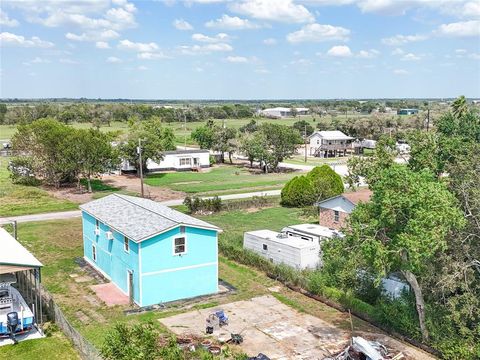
[324,337,405,360]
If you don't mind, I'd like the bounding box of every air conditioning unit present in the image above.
[106,231,114,240]
[94,227,100,236]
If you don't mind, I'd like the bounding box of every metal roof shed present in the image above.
[0,227,44,340]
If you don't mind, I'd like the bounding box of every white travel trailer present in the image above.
[243,230,320,270]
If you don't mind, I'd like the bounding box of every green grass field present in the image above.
[0,158,78,217]
[0,330,79,360]
[144,164,302,195]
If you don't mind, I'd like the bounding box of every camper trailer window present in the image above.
[263,244,268,251]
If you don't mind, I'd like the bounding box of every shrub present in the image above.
[8,157,40,186]
[280,175,316,207]
[101,322,159,360]
[183,195,222,214]
[306,165,344,201]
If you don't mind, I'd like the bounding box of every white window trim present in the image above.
[124,236,130,253]
[173,236,187,256]
[92,244,97,262]
[179,157,192,167]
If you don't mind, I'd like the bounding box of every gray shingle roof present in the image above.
[80,194,220,242]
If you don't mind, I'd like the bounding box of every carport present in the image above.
[0,226,44,344]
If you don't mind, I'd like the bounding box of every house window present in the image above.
[179,158,191,166]
[124,236,129,253]
[334,210,340,222]
[263,244,268,251]
[174,237,186,255]
[180,226,185,234]
[92,245,97,262]
[317,140,320,145]
[95,219,99,228]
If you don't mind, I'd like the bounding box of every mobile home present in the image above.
[243,230,320,270]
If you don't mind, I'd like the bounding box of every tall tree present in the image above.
[120,117,176,173]
[335,165,464,341]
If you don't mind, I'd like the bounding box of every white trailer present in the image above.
[243,230,320,270]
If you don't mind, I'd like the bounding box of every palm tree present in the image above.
[452,95,468,119]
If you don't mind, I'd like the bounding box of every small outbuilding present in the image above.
[80,194,221,306]
[243,230,320,269]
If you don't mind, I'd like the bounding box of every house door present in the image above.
[127,270,133,305]
[193,157,199,166]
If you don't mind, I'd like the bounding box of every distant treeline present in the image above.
[0,99,441,126]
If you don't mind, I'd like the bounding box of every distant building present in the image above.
[397,108,418,115]
[80,194,221,306]
[259,107,309,118]
[122,149,210,173]
[309,130,354,157]
[315,189,372,230]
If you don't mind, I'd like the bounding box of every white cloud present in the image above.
[469,53,480,60]
[263,38,277,45]
[173,18,193,30]
[118,39,159,52]
[401,52,421,61]
[393,69,409,75]
[0,32,54,48]
[179,43,233,55]
[137,52,169,60]
[137,65,148,70]
[60,58,79,65]
[381,34,428,46]
[4,0,137,33]
[205,14,261,30]
[290,58,313,66]
[455,49,467,54]
[65,29,119,42]
[23,57,51,66]
[357,49,379,58]
[106,56,122,63]
[0,9,19,27]
[327,45,352,57]
[391,48,404,55]
[225,56,249,63]
[287,23,350,43]
[96,41,110,49]
[192,33,231,43]
[436,20,480,37]
[255,68,270,74]
[229,0,314,24]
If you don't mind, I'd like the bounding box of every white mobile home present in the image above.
[122,150,210,173]
[243,230,320,270]
[260,107,309,118]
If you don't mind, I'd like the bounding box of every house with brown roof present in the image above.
[315,189,372,230]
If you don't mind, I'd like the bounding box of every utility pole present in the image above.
[304,124,307,163]
[184,111,187,150]
[426,108,430,131]
[137,139,144,198]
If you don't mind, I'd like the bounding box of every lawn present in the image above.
[12,204,367,354]
[283,155,349,166]
[0,330,79,360]
[0,158,78,217]
[144,164,303,195]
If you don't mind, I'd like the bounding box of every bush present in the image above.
[183,195,222,214]
[280,175,316,207]
[306,165,344,201]
[101,322,159,360]
[8,157,40,186]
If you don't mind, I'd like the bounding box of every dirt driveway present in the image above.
[160,295,435,360]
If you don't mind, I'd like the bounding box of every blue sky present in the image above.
[1,0,479,99]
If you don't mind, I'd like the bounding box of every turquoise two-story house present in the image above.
[80,194,221,307]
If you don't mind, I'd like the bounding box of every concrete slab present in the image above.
[90,282,129,306]
[160,295,349,359]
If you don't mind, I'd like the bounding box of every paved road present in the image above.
[0,189,282,225]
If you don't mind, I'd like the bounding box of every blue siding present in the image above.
[82,212,140,304]
[140,226,218,305]
[82,212,218,307]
